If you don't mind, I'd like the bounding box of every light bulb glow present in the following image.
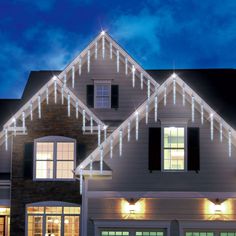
[78,57,82,76]
[102,36,105,59]
[154,95,158,122]
[201,103,204,125]
[4,128,8,151]
[101,30,105,35]
[95,41,98,59]
[38,95,41,119]
[173,79,176,105]
[125,58,128,75]
[164,85,167,106]
[191,96,195,123]
[132,65,135,87]
[135,111,139,141]
[72,66,75,88]
[54,80,57,104]
[67,94,70,117]
[116,50,119,73]
[100,146,103,173]
[46,86,49,105]
[220,122,223,142]
[127,121,131,142]
[87,50,90,73]
[210,113,214,141]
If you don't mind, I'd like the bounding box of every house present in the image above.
[0,31,236,236]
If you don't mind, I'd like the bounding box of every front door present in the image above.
[0,217,5,236]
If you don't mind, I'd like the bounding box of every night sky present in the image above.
[0,0,236,98]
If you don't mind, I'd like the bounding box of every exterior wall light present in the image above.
[213,198,223,214]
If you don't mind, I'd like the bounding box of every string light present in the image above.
[87,50,90,73]
[82,109,86,132]
[220,122,223,142]
[119,129,123,156]
[95,41,98,59]
[13,117,16,136]
[145,103,149,124]
[22,111,25,133]
[191,96,195,123]
[79,168,83,194]
[63,74,67,86]
[210,113,214,141]
[147,79,150,100]
[79,57,82,76]
[76,101,79,119]
[173,79,176,105]
[182,84,185,106]
[125,58,128,75]
[4,128,8,151]
[135,111,139,141]
[54,80,57,104]
[228,130,232,157]
[89,156,93,177]
[140,73,143,90]
[110,42,112,59]
[127,121,131,142]
[116,50,119,73]
[46,86,49,104]
[100,145,103,173]
[164,84,167,106]
[132,65,135,87]
[72,66,75,88]
[98,124,101,146]
[104,125,107,141]
[61,86,64,104]
[201,102,204,125]
[30,102,33,121]
[67,93,70,117]
[154,95,158,122]
[38,95,41,119]
[110,136,113,159]
[90,117,93,133]
[102,35,105,59]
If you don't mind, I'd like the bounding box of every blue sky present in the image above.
[0,0,236,98]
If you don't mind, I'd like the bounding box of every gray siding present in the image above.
[0,136,12,174]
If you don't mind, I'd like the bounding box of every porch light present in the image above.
[128,198,136,214]
[213,199,223,214]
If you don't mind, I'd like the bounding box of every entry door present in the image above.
[0,217,5,236]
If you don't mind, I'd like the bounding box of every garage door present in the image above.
[100,229,165,236]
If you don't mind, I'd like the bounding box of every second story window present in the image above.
[163,127,185,171]
[95,84,110,108]
[34,136,75,180]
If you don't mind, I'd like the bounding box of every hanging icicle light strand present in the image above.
[30,102,33,121]
[79,169,83,194]
[173,79,176,105]
[145,103,149,124]
[54,80,57,104]
[228,130,232,157]
[132,65,135,87]
[127,121,131,142]
[147,79,150,100]
[63,74,67,86]
[110,136,113,159]
[119,129,123,157]
[191,96,195,123]
[82,110,86,132]
[87,50,90,73]
[89,157,93,177]
[98,124,101,146]
[4,128,8,151]
[46,86,49,105]
[90,117,93,133]
[210,113,214,141]
[116,50,119,73]
[164,85,167,106]
[110,42,112,59]
[67,93,70,117]
[201,103,204,125]
[102,36,105,59]
[79,57,82,76]
[13,118,16,136]
[220,122,223,142]
[38,95,41,119]
[125,58,128,75]
[182,84,185,106]
[72,66,75,88]
[154,95,158,122]
[135,111,139,141]
[61,86,64,105]
[104,125,107,141]
[76,101,79,119]
[140,73,143,90]
[95,41,98,59]
[100,146,103,173]
[22,111,25,133]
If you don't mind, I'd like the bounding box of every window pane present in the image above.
[101,232,129,236]
[64,207,81,214]
[46,216,61,236]
[36,161,53,179]
[95,84,110,108]
[28,215,43,236]
[57,143,74,160]
[56,161,74,179]
[45,207,62,214]
[64,216,80,236]
[27,207,44,214]
[36,142,54,160]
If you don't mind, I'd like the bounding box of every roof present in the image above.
[0,68,236,128]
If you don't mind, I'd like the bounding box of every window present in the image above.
[26,203,80,236]
[185,232,214,236]
[136,232,164,236]
[34,137,75,180]
[220,233,236,236]
[163,127,185,170]
[101,231,129,236]
[95,84,110,108]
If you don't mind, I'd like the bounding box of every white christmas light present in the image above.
[119,129,123,156]
[140,73,143,90]
[110,42,112,59]
[116,50,119,73]
[30,102,33,121]
[228,130,232,157]
[46,86,49,104]
[145,103,149,124]
[103,125,107,141]
[132,65,135,87]
[201,103,204,125]
[154,95,158,122]
[191,96,195,123]
[89,156,93,177]
[63,74,67,86]
[22,111,25,133]
[82,109,86,132]
[95,41,98,59]
[164,85,167,106]
[12,117,16,136]
[147,79,150,100]
[182,84,185,106]
[76,101,79,119]
[101,30,105,35]
[67,93,70,117]
[38,95,41,119]
[173,79,176,105]
[110,136,113,159]
[61,86,64,104]
[72,66,75,88]
[210,113,214,141]
[135,111,139,141]
[127,121,131,142]
[98,124,101,146]
[102,36,105,59]
[220,122,223,142]
[79,57,82,76]
[87,50,90,73]
[90,116,93,133]
[79,168,83,194]
[125,58,128,75]
[54,80,57,104]
[4,128,8,151]
[100,146,103,173]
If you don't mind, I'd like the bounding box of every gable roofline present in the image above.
[75,73,235,176]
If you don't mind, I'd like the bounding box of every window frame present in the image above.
[161,125,187,172]
[33,136,76,181]
[94,81,111,109]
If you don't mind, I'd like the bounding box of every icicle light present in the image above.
[116,50,119,73]
[191,96,195,123]
[140,73,143,90]
[38,95,41,119]
[110,136,113,159]
[30,102,33,121]
[22,111,25,133]
[79,168,83,194]
[201,103,204,125]
[135,111,139,141]
[228,130,232,157]
[127,121,131,142]
[87,50,90,73]
[13,117,16,136]
[182,84,185,106]
[119,129,123,157]
[76,101,79,119]
[147,79,150,100]
[90,117,93,133]
[164,85,167,106]
[104,125,107,141]
[102,36,105,59]
[110,42,112,59]
[67,94,70,117]
[98,124,101,146]
[4,128,8,151]
[173,79,176,105]
[72,66,75,88]
[79,57,82,76]
[82,109,86,132]
[95,41,98,59]
[100,146,103,173]
[125,58,128,75]
[154,95,158,122]
[54,80,57,104]
[220,122,223,142]
[210,113,214,141]
[89,156,93,177]
[63,74,67,86]
[145,103,149,124]
[132,65,135,87]
[46,86,49,104]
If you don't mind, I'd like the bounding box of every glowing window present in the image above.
[101,232,129,236]
[136,232,164,236]
[220,233,236,236]
[163,127,185,170]
[185,232,214,236]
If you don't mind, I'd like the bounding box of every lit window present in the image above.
[163,127,185,170]
[95,84,110,108]
[101,231,129,236]
[35,137,75,180]
[27,204,80,236]
[220,233,236,236]
[185,232,214,236]
[136,232,164,236]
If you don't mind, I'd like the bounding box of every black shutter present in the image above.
[187,127,200,172]
[149,128,161,172]
[24,142,34,179]
[87,85,94,108]
[76,143,87,166]
[111,85,119,108]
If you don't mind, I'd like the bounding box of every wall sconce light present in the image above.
[213,198,223,214]
[127,198,139,214]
